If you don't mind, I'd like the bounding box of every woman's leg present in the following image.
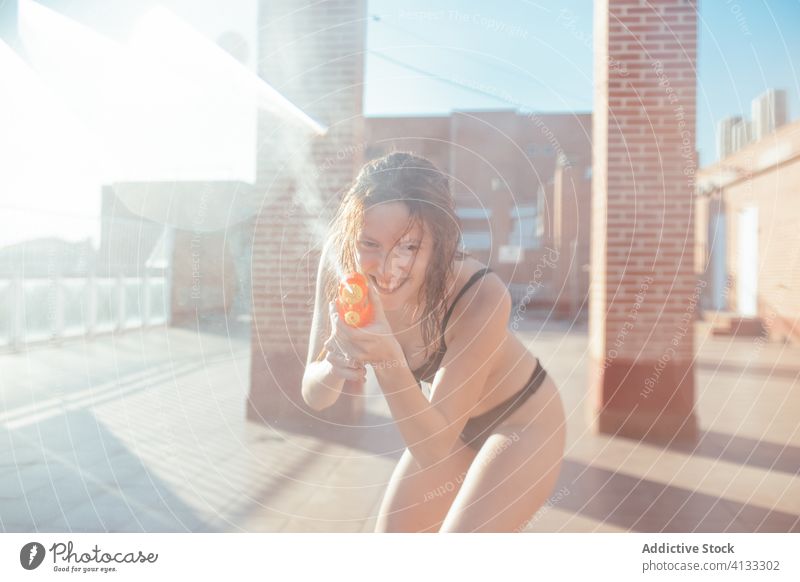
[374,440,478,532]
[439,376,566,532]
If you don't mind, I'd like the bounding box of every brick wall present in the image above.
[248,0,366,425]
[591,0,699,442]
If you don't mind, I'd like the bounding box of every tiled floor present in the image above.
[526,316,800,533]
[1,314,798,532]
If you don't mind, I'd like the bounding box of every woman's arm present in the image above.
[372,341,453,466]
[366,275,512,466]
[302,362,350,412]
[301,242,365,411]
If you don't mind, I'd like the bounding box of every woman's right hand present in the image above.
[323,302,367,383]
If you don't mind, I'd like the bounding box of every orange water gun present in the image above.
[314,272,374,364]
[336,272,373,327]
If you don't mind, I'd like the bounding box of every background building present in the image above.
[696,116,800,344]
[717,116,742,160]
[715,89,789,159]
[752,88,789,142]
[364,110,592,314]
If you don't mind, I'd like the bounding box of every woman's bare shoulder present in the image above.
[452,256,488,284]
[446,259,510,330]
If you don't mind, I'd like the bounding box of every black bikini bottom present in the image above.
[459,359,548,450]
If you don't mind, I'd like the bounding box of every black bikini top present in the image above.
[410,267,493,385]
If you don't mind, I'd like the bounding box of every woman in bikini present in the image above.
[302,151,566,532]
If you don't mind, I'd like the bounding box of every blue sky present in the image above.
[365,0,800,167]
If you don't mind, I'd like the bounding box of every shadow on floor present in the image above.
[1,409,211,533]
[253,411,405,460]
[551,459,800,533]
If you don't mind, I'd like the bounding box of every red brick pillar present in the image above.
[590,0,699,442]
[247,0,366,426]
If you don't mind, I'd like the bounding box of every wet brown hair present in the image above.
[325,151,466,357]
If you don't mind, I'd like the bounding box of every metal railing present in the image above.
[0,274,170,350]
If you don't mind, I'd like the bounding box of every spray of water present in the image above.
[13,0,327,234]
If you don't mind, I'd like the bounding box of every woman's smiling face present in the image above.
[356,201,431,311]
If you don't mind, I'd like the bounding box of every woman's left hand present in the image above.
[329,283,401,367]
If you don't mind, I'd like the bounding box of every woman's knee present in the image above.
[374,483,450,533]
[374,448,473,532]
[440,427,565,532]
[374,508,437,533]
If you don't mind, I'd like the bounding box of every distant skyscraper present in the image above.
[717,116,742,160]
[731,118,752,153]
[751,89,788,142]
